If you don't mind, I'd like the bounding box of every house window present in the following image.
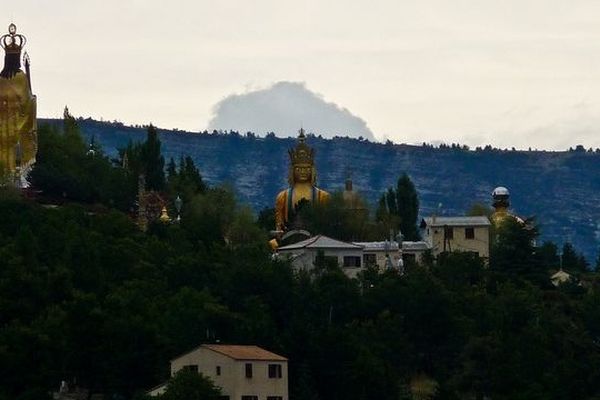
[216,366,221,376]
[268,364,283,378]
[182,365,198,372]
[343,256,361,268]
[465,227,475,239]
[363,253,377,266]
[267,397,283,400]
[218,397,230,400]
[444,227,454,240]
[241,396,258,400]
[245,363,253,378]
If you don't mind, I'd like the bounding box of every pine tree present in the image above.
[396,173,420,240]
[182,156,206,193]
[376,173,420,240]
[561,242,579,271]
[141,125,165,191]
[166,157,177,183]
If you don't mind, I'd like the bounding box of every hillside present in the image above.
[40,118,600,260]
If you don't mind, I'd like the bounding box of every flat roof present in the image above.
[422,216,491,227]
[354,241,400,251]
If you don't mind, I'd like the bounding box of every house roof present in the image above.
[402,241,430,251]
[202,345,288,361]
[354,241,400,251]
[278,235,363,251]
[172,344,287,362]
[422,216,491,228]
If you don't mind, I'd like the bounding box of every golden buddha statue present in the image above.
[275,128,329,231]
[0,24,37,181]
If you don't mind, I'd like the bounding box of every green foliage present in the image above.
[1,194,600,399]
[141,125,166,191]
[159,369,222,400]
[490,217,547,285]
[119,125,167,192]
[376,173,420,240]
[561,242,589,272]
[166,156,206,202]
[30,122,135,210]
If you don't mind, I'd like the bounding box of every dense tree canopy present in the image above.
[1,119,599,400]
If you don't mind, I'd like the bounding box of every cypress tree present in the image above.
[141,124,165,191]
[396,173,420,240]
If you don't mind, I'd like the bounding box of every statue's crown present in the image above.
[1,24,26,55]
[288,128,314,165]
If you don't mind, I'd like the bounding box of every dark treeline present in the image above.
[0,116,599,399]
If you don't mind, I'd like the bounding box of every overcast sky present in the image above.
[7,0,600,149]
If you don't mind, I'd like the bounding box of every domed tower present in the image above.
[491,186,523,224]
[0,23,37,184]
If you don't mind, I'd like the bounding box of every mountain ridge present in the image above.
[39,118,600,261]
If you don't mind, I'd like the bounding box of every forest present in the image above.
[0,113,599,400]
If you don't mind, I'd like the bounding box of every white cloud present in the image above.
[207,81,375,140]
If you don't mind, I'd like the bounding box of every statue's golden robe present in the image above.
[0,70,37,173]
[275,186,329,231]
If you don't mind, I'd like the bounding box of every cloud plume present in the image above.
[207,81,375,140]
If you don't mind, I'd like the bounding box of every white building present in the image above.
[420,216,491,259]
[277,235,365,278]
[277,235,430,277]
[149,344,288,400]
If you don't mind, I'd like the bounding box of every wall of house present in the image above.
[231,359,288,400]
[425,226,489,258]
[284,248,364,278]
[171,348,235,395]
[362,250,402,271]
[170,348,288,400]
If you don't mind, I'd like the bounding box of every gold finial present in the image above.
[159,206,171,223]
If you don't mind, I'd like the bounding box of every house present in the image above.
[420,216,491,259]
[276,235,427,277]
[149,344,288,400]
[277,235,366,278]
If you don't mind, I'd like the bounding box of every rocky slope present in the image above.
[41,119,600,261]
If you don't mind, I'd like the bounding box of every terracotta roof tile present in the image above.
[202,344,287,361]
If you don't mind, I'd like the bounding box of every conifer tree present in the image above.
[166,157,177,183]
[141,125,165,191]
[395,173,420,240]
[376,173,420,240]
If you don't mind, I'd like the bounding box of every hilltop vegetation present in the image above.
[40,118,600,261]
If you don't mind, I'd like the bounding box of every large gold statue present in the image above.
[275,128,329,231]
[0,23,37,182]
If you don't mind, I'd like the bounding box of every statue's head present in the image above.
[288,128,316,185]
